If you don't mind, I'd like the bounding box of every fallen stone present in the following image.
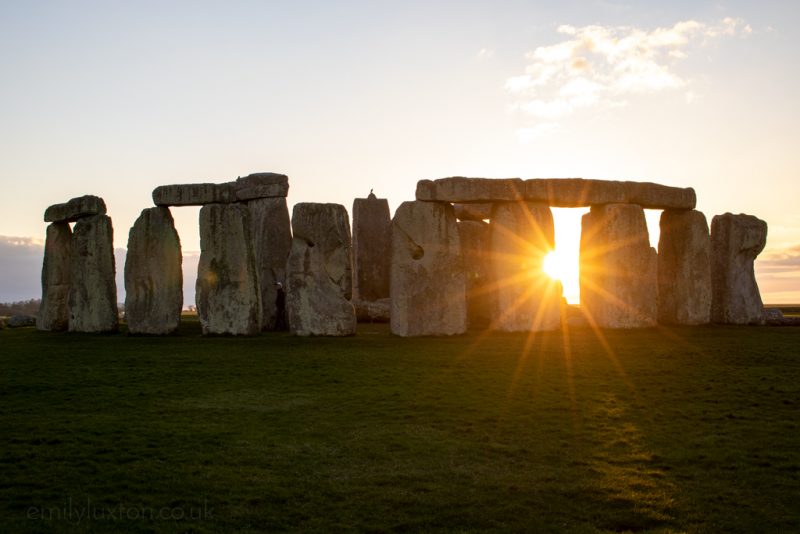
[196,203,261,335]
[354,297,391,323]
[44,195,106,223]
[710,213,768,325]
[352,192,391,302]
[286,203,356,336]
[416,177,525,203]
[489,202,561,332]
[69,214,119,333]
[37,222,72,331]
[458,220,494,328]
[234,173,289,201]
[390,201,466,336]
[152,183,235,206]
[248,197,292,331]
[763,308,800,326]
[124,207,183,335]
[7,314,36,327]
[580,204,658,328]
[657,210,711,325]
[454,203,494,221]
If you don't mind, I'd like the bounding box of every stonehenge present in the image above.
[37,175,773,338]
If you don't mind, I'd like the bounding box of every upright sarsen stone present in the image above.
[490,202,561,332]
[248,197,292,331]
[710,213,768,325]
[124,207,183,335]
[285,203,356,336]
[69,214,119,332]
[580,204,657,328]
[196,204,261,335]
[658,210,711,325]
[38,222,72,331]
[352,192,391,302]
[390,201,466,336]
[458,220,494,328]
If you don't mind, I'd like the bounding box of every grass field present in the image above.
[1,320,799,533]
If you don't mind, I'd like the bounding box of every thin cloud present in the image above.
[507,17,751,134]
[476,48,494,61]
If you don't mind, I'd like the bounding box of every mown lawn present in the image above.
[1,320,798,533]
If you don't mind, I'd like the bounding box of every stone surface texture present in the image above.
[44,195,107,223]
[454,203,494,221]
[234,173,289,201]
[353,298,391,323]
[247,197,292,331]
[458,220,494,328]
[152,172,288,206]
[490,202,561,332]
[68,214,119,332]
[124,207,183,335]
[37,222,72,331]
[352,192,391,302]
[580,204,658,328]
[286,203,356,336]
[657,210,712,325]
[416,178,525,203]
[196,203,261,335]
[710,213,768,325]
[390,201,466,336]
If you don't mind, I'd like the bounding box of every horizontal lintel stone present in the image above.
[153,172,288,206]
[44,195,107,223]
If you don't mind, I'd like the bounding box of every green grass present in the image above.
[1,320,799,533]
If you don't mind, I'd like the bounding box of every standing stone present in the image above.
[196,204,261,335]
[390,201,466,336]
[69,215,119,332]
[124,207,183,335]
[579,204,657,328]
[490,202,561,332]
[37,222,72,331]
[657,210,711,325]
[248,197,292,331]
[286,203,356,336]
[454,203,493,221]
[352,191,391,302]
[458,220,494,328]
[710,213,768,325]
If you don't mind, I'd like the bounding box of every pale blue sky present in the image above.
[1,1,798,303]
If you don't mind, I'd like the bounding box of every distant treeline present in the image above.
[0,299,40,316]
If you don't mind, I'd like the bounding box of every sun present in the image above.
[542,250,566,281]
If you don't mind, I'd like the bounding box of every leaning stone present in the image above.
[525,179,627,207]
[657,210,711,325]
[152,183,236,206]
[196,204,261,335]
[580,204,657,328]
[69,215,119,333]
[710,213,768,325]
[458,220,494,328]
[490,202,561,332]
[353,298,391,323]
[454,203,493,221]
[234,173,289,201]
[416,177,525,203]
[286,203,356,336]
[37,222,72,331]
[124,207,183,335]
[352,192,391,302]
[390,201,466,336]
[44,195,106,223]
[7,314,36,328]
[248,197,292,331]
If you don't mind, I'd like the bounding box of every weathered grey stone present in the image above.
[657,210,711,325]
[124,207,183,335]
[416,178,525,203]
[152,183,235,206]
[286,203,356,336]
[710,213,768,325]
[37,222,72,331]
[69,214,119,332]
[234,173,289,201]
[525,179,627,207]
[196,204,261,335]
[458,220,494,328]
[489,202,561,332]
[7,314,36,327]
[579,204,657,328]
[454,203,493,221]
[763,308,800,326]
[352,192,391,302]
[248,197,292,331]
[353,297,391,323]
[44,195,106,223]
[390,201,466,336]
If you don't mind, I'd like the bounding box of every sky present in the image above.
[1,0,798,305]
